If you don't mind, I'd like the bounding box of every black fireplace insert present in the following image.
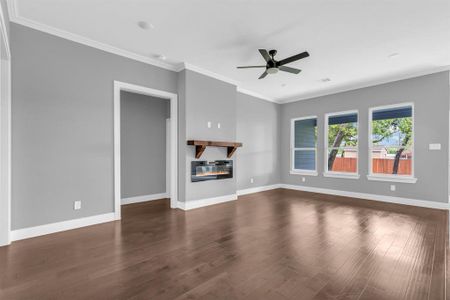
[191,160,233,182]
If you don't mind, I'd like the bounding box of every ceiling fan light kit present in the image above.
[237,49,310,79]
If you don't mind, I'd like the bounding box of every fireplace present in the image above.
[191,160,233,182]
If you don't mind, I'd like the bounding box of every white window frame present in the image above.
[367,102,417,183]
[323,110,360,179]
[290,116,318,176]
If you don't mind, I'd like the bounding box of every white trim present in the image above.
[177,194,237,211]
[114,81,178,220]
[10,213,115,241]
[0,1,10,59]
[8,13,176,71]
[367,175,417,183]
[121,193,169,205]
[290,116,318,174]
[7,7,278,105]
[0,5,10,246]
[237,184,282,196]
[280,184,450,210]
[9,1,449,107]
[236,87,277,103]
[277,66,450,104]
[324,110,359,176]
[323,172,360,179]
[180,62,238,86]
[166,118,170,199]
[6,0,18,21]
[368,102,415,181]
[290,170,318,176]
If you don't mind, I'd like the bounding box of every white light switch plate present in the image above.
[429,143,441,150]
[390,185,396,191]
[207,121,211,128]
[74,201,81,210]
[250,178,254,184]
[217,123,221,129]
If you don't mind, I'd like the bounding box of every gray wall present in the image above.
[182,70,237,201]
[11,18,448,232]
[236,92,280,190]
[120,91,169,199]
[11,23,177,229]
[280,71,450,203]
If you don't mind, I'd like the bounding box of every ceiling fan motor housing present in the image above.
[267,60,277,68]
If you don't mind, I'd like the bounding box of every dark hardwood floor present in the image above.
[0,189,447,299]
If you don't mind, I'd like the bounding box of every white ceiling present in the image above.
[11,0,450,102]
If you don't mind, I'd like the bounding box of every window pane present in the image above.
[372,106,412,147]
[371,147,412,175]
[294,118,317,148]
[294,150,315,170]
[328,113,358,148]
[327,148,357,173]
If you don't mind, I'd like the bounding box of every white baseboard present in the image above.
[121,192,168,205]
[10,212,116,241]
[280,184,450,210]
[177,194,237,211]
[237,184,282,196]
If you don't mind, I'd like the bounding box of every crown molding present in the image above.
[236,87,278,103]
[277,65,450,104]
[6,1,276,103]
[7,0,178,71]
[178,63,281,103]
[6,0,17,19]
[0,6,10,59]
[7,0,448,106]
[179,62,239,86]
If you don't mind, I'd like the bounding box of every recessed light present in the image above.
[388,53,399,58]
[137,21,154,30]
[320,78,331,82]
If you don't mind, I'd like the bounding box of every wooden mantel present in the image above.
[187,140,243,159]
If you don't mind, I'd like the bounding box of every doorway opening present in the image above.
[113,81,178,220]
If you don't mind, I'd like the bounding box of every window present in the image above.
[368,104,416,183]
[324,111,359,178]
[291,116,317,175]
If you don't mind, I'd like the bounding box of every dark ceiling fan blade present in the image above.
[278,51,310,66]
[237,66,266,69]
[279,66,302,74]
[258,70,268,79]
[258,49,271,62]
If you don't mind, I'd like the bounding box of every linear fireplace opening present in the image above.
[191,160,233,182]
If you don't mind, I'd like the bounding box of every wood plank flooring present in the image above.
[0,189,447,299]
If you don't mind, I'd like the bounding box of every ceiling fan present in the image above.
[237,49,310,79]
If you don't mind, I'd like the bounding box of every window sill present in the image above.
[290,170,318,176]
[323,172,360,179]
[367,175,417,184]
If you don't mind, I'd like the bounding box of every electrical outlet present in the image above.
[390,185,396,192]
[302,177,306,182]
[250,178,254,184]
[217,123,221,129]
[74,201,81,210]
[207,121,212,128]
